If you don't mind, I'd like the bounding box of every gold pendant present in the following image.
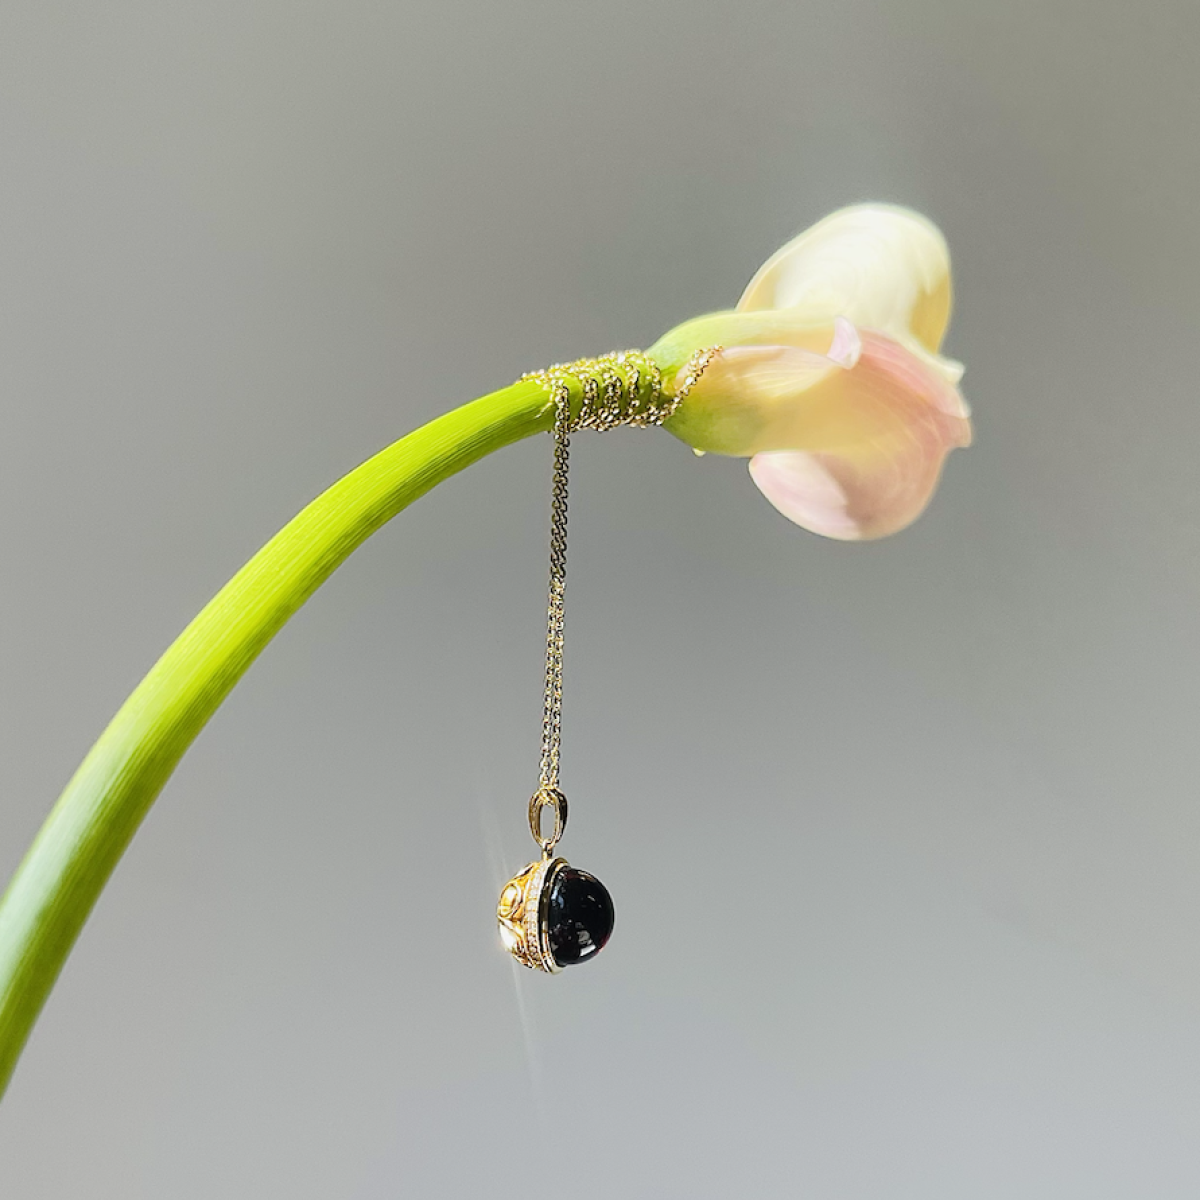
[497,787,613,973]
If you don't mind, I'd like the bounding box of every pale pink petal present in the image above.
[749,452,867,540]
[747,330,971,540]
[826,316,862,368]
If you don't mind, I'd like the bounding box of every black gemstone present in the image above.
[545,866,614,967]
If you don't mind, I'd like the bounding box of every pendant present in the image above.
[497,855,615,973]
[497,785,614,972]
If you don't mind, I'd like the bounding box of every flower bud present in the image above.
[649,204,971,540]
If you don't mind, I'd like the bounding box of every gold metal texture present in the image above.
[496,857,568,973]
[528,786,568,855]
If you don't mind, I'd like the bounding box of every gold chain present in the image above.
[540,391,571,792]
[520,348,719,834]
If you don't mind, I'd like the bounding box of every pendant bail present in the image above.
[528,786,568,856]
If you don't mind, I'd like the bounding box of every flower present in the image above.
[649,204,971,540]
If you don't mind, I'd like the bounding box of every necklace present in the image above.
[496,348,717,972]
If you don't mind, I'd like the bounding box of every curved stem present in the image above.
[0,376,559,1098]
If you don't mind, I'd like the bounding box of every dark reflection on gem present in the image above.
[546,866,614,967]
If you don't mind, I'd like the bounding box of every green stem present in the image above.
[0,375,561,1098]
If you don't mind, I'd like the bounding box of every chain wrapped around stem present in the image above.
[520,349,719,842]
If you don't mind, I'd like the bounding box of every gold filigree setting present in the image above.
[496,857,567,974]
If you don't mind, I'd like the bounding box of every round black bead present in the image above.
[545,866,614,967]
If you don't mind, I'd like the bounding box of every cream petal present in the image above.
[699,344,839,403]
[746,330,970,540]
[667,332,851,457]
[737,204,953,353]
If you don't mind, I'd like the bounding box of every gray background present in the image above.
[1,1,1199,1196]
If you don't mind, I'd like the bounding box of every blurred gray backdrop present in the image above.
[2,1,1199,1196]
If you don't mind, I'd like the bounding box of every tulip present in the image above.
[650,204,972,539]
